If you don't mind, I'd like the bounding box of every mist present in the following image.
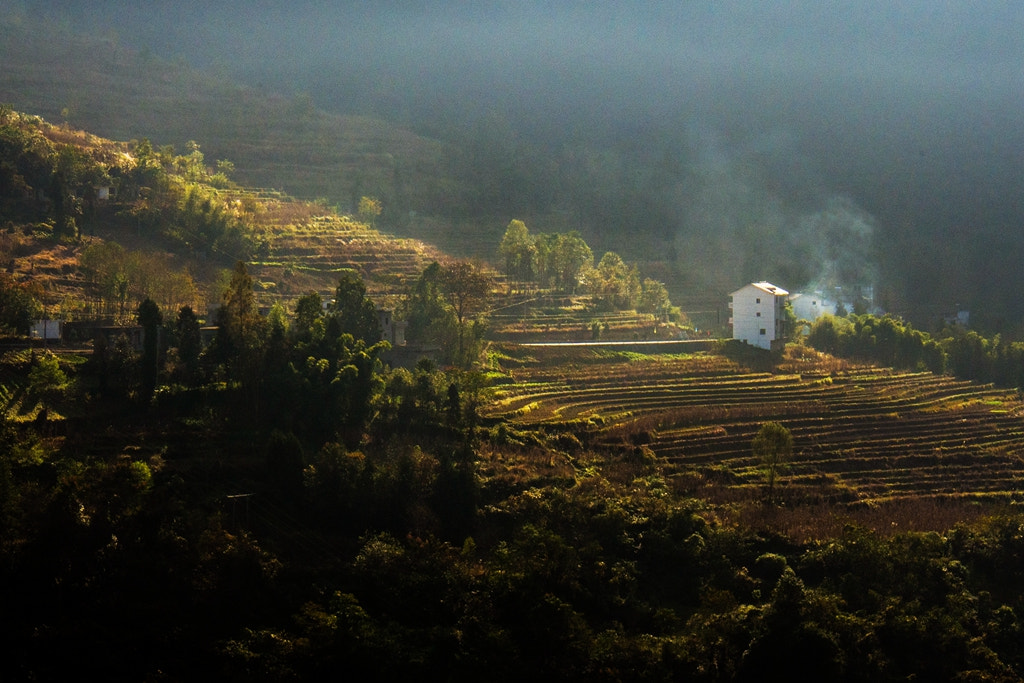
[21,0,1024,328]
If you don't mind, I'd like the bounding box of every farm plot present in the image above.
[252,214,443,295]
[486,345,1024,503]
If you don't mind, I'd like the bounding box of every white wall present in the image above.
[730,283,787,350]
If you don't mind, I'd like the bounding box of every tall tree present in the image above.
[136,298,162,402]
[440,260,492,366]
[174,305,201,385]
[498,219,536,292]
[752,421,793,502]
[0,273,42,335]
[404,261,457,352]
[330,270,380,344]
[552,231,593,293]
[293,291,323,342]
[212,261,266,387]
[357,196,382,228]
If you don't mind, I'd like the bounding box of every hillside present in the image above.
[0,107,447,322]
[487,344,1024,534]
[0,15,458,228]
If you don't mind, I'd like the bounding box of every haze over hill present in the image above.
[6,1,1024,330]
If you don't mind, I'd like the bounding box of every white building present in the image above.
[377,308,407,346]
[30,319,62,341]
[729,282,789,351]
[789,291,837,322]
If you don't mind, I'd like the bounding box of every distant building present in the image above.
[30,319,62,341]
[377,308,407,346]
[729,281,789,351]
[94,325,145,351]
[944,310,970,328]
[789,291,837,322]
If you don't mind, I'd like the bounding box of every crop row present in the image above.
[490,367,985,425]
[491,349,1024,502]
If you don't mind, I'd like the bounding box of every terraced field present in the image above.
[240,203,446,302]
[486,345,1024,504]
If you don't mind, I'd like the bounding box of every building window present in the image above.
[756,312,761,317]
[760,328,766,335]
[756,298,761,304]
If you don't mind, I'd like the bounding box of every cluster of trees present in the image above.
[6,394,1024,682]
[806,314,946,374]
[78,240,200,321]
[806,312,1024,391]
[498,219,677,318]
[402,259,493,367]
[119,138,257,259]
[0,105,111,240]
[0,272,42,335]
[0,105,256,258]
[95,260,492,424]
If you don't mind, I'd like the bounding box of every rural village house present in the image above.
[729,281,789,351]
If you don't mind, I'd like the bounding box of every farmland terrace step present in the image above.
[654,414,1024,459]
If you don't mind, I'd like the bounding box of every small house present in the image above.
[377,308,407,346]
[729,282,789,351]
[30,319,62,341]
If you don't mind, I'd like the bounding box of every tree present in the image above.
[50,144,100,240]
[591,251,640,310]
[357,196,382,227]
[0,273,42,335]
[174,306,202,385]
[638,278,675,321]
[211,261,266,387]
[752,422,793,502]
[440,261,492,366]
[498,219,536,292]
[293,291,323,341]
[552,231,593,293]
[404,261,457,352]
[331,270,381,344]
[136,298,163,402]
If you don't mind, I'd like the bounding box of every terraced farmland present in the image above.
[246,207,446,300]
[486,345,1024,505]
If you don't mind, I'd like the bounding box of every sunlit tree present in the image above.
[753,421,793,502]
[498,219,536,292]
[358,196,382,228]
[440,260,492,366]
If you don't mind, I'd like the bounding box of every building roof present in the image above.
[730,281,789,297]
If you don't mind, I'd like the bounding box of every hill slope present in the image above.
[0,15,457,224]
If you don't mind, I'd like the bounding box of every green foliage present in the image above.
[403,260,455,347]
[498,218,537,290]
[752,421,793,501]
[439,260,492,367]
[329,269,381,343]
[292,290,323,341]
[0,272,42,335]
[804,313,1024,390]
[27,350,67,399]
[172,305,202,385]
[136,298,162,402]
[209,261,266,381]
